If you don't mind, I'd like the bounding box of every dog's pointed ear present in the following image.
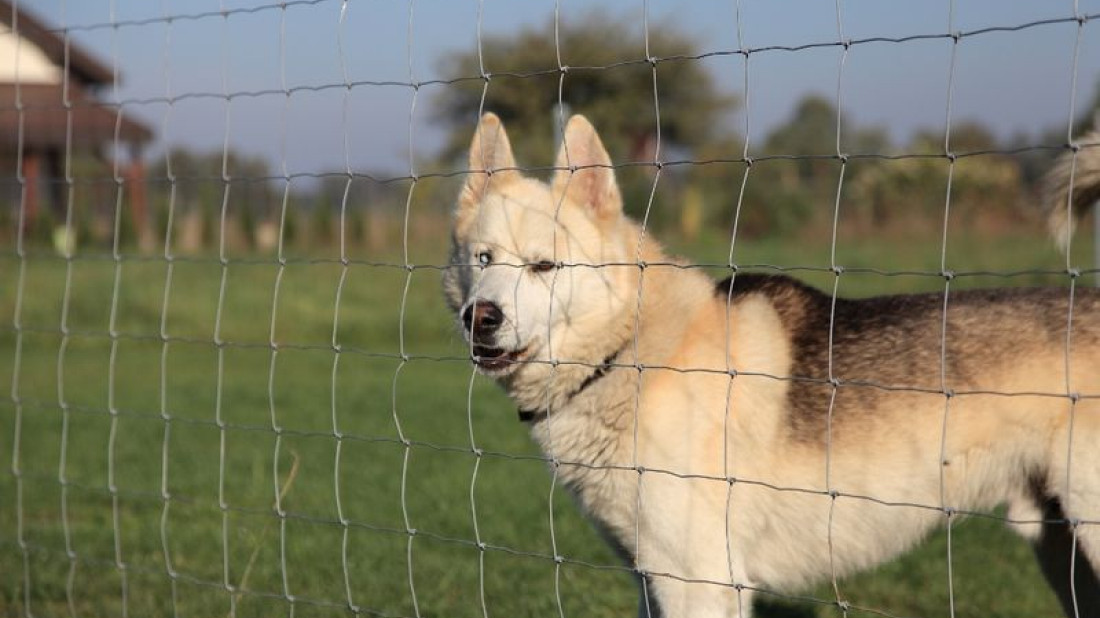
[460,112,520,208]
[552,115,622,222]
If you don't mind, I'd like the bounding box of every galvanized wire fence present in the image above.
[3,0,1100,617]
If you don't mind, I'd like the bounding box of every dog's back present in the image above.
[720,272,1100,440]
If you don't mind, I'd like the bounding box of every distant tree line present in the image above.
[431,11,1100,242]
[4,11,1099,254]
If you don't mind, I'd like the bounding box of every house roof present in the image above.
[1,0,115,86]
[0,84,153,149]
[0,2,152,149]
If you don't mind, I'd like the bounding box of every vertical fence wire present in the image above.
[331,1,358,614]
[156,2,181,615]
[461,9,494,609]
[547,3,570,616]
[272,17,293,548]
[823,1,850,614]
[1062,3,1086,616]
[214,3,235,614]
[461,25,491,612]
[105,1,131,614]
[629,0,662,608]
[393,1,422,616]
[936,2,960,617]
[266,4,294,615]
[9,0,31,615]
[722,4,754,615]
[54,3,79,615]
[469,1,499,616]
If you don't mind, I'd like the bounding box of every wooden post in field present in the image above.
[127,146,153,254]
[22,148,40,233]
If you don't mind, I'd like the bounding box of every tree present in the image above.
[149,148,278,214]
[847,124,1024,230]
[703,95,891,237]
[911,120,1000,154]
[432,11,737,168]
[760,95,889,182]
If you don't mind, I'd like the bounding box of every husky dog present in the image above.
[443,112,1100,618]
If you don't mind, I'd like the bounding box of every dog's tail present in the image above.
[1043,128,1100,250]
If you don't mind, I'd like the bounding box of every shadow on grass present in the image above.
[756,599,818,618]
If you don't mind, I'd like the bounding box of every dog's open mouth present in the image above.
[471,345,527,373]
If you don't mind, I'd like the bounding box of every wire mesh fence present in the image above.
[3,1,1100,617]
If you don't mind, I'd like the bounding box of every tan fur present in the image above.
[1043,128,1100,250]
[444,113,1100,617]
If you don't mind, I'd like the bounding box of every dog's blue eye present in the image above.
[477,251,492,266]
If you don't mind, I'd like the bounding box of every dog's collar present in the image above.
[517,346,626,423]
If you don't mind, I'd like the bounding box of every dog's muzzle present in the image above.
[462,299,524,372]
[461,298,503,339]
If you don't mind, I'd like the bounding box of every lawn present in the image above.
[0,225,1091,617]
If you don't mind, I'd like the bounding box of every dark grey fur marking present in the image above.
[716,274,1095,443]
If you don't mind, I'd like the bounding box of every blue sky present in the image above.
[21,0,1100,175]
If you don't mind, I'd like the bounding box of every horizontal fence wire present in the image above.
[9,8,1097,105]
[4,393,1099,527]
[0,140,1094,191]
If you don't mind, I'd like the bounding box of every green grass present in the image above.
[0,226,1091,617]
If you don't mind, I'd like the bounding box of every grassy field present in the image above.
[0,225,1092,617]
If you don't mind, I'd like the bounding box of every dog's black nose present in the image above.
[462,299,504,335]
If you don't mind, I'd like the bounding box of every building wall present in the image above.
[0,24,62,85]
